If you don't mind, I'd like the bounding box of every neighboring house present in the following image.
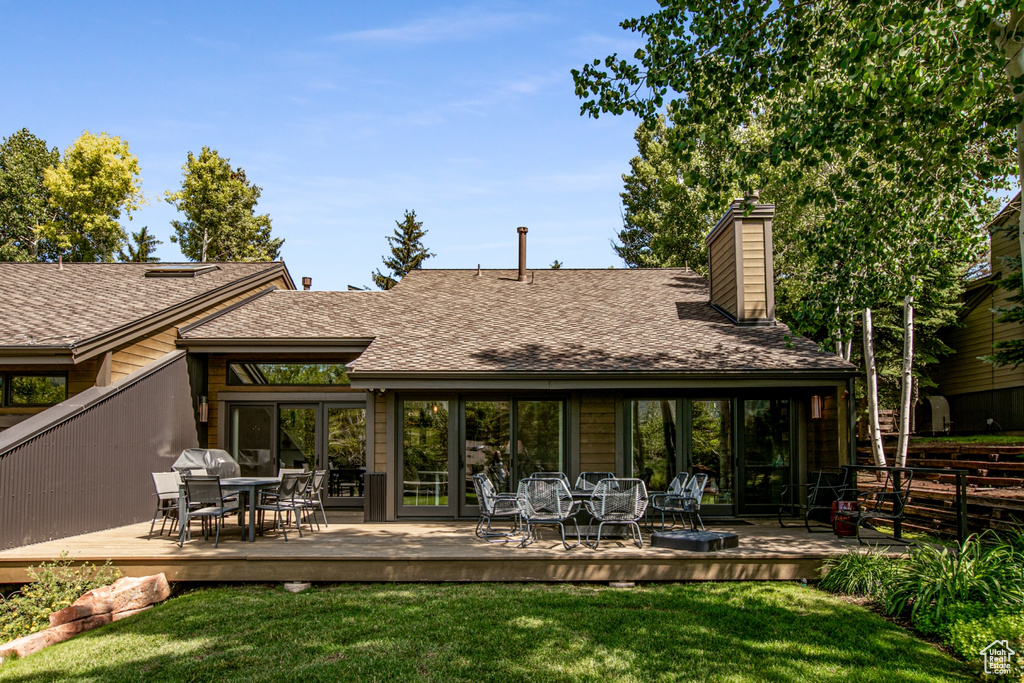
[0,200,858,546]
[932,193,1024,433]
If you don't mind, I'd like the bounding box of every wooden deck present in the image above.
[0,514,906,584]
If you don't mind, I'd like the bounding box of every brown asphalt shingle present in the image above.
[0,262,285,348]
[183,268,855,375]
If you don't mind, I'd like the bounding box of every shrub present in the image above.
[818,548,901,597]
[884,535,1024,627]
[0,553,120,643]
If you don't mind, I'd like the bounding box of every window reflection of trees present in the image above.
[327,409,366,468]
[631,400,676,491]
[516,401,563,478]
[691,401,732,504]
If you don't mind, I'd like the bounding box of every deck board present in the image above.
[0,515,903,583]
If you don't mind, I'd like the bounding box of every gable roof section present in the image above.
[181,267,856,379]
[0,262,292,362]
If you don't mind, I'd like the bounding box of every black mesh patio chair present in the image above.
[178,475,240,548]
[575,472,616,492]
[255,472,307,541]
[472,474,521,543]
[679,473,709,531]
[298,470,329,530]
[517,477,581,549]
[779,468,850,532]
[646,471,689,530]
[834,469,915,545]
[149,472,180,539]
[584,478,649,549]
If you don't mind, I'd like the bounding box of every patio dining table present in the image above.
[178,476,281,544]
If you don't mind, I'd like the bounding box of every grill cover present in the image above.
[172,448,241,478]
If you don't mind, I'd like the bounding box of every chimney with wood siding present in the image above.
[705,196,775,325]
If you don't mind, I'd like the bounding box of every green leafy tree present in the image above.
[0,128,61,261]
[166,147,283,262]
[117,226,162,262]
[575,3,1002,465]
[40,131,144,262]
[550,260,563,269]
[989,218,1024,367]
[373,210,434,290]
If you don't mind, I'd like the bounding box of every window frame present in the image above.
[2,372,69,407]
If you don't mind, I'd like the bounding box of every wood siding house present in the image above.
[933,194,1024,432]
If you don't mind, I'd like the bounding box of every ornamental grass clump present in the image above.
[883,534,1024,630]
[0,553,120,643]
[818,547,902,598]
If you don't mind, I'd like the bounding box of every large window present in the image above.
[515,400,565,478]
[691,400,733,505]
[402,400,450,507]
[741,399,792,512]
[630,400,677,491]
[465,400,512,498]
[1,374,67,407]
[227,362,350,386]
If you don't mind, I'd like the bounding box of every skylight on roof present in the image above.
[144,264,221,278]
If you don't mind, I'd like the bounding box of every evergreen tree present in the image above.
[118,226,162,262]
[372,210,434,290]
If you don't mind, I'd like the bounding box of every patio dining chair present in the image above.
[584,478,648,549]
[575,472,616,492]
[472,474,521,543]
[148,472,180,539]
[298,469,329,529]
[517,477,581,549]
[648,473,707,531]
[255,472,308,541]
[646,471,689,530]
[178,475,240,548]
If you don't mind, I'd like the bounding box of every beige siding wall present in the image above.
[109,276,290,383]
[741,220,768,320]
[579,394,616,471]
[709,222,737,317]
[936,230,1024,395]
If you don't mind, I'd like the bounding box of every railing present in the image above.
[841,465,969,545]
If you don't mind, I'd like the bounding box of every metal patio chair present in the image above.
[298,469,329,529]
[646,471,689,530]
[517,476,581,549]
[472,474,521,543]
[178,475,240,548]
[255,472,308,540]
[833,469,915,545]
[575,472,616,492]
[149,472,180,539]
[533,471,571,489]
[584,478,649,549]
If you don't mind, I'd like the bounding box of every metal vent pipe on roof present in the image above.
[517,226,528,282]
[302,276,312,290]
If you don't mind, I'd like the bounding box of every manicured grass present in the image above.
[0,583,970,682]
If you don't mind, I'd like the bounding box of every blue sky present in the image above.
[0,2,657,290]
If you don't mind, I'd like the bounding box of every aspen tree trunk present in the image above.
[895,295,914,468]
[863,307,887,468]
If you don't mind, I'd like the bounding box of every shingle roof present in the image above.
[180,290,393,340]
[183,267,856,376]
[0,262,287,349]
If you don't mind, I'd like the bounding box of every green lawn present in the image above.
[0,583,970,683]
[913,434,1024,446]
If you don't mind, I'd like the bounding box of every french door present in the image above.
[229,401,367,507]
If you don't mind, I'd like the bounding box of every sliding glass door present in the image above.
[737,398,793,515]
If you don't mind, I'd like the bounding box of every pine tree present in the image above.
[118,226,162,262]
[372,210,434,290]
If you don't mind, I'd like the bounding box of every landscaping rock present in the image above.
[0,629,61,660]
[49,614,113,640]
[109,574,170,614]
[49,594,115,627]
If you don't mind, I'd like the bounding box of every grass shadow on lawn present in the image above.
[0,582,971,683]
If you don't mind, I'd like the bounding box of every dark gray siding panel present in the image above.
[0,352,197,549]
[946,386,1024,433]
